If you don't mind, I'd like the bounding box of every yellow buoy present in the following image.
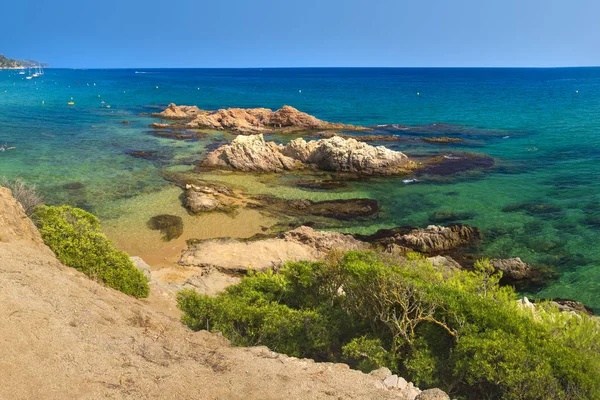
[42,100,45,105]
[155,86,159,89]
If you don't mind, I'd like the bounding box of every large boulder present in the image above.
[395,224,480,253]
[283,136,411,175]
[185,185,224,213]
[202,134,301,172]
[490,257,531,280]
[357,224,480,254]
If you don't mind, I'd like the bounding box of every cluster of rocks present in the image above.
[152,104,362,134]
[201,134,413,175]
[370,367,450,400]
[183,182,380,222]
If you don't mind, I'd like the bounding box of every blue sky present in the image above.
[1,0,599,68]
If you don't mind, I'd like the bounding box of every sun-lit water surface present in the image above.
[1,67,600,309]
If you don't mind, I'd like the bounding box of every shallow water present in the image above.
[1,67,599,309]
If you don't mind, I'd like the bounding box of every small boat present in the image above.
[68,97,75,105]
[18,71,25,75]
[25,76,33,80]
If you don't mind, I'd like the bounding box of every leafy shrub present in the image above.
[1,177,44,216]
[178,251,600,400]
[34,205,149,298]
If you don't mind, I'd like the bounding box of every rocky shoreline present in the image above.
[151,103,365,134]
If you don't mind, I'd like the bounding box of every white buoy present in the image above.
[576,90,579,93]
[299,89,302,93]
[417,92,420,96]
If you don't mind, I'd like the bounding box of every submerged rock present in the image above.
[428,210,475,223]
[147,214,183,241]
[421,137,461,144]
[295,179,349,191]
[202,134,413,175]
[502,202,562,216]
[126,150,158,160]
[62,182,85,190]
[185,185,225,213]
[152,104,362,133]
[421,153,494,176]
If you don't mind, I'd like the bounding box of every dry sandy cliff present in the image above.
[0,187,414,400]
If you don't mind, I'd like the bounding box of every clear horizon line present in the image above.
[38,65,600,70]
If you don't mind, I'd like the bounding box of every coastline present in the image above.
[2,67,600,311]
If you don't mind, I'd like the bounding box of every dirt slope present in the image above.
[0,187,407,400]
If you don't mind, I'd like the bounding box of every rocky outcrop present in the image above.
[202,134,413,175]
[202,134,301,172]
[358,224,480,254]
[184,184,232,213]
[283,136,412,175]
[398,225,480,253]
[152,104,362,133]
[281,225,369,254]
[179,226,369,273]
[151,103,203,119]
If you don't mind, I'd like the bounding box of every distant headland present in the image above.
[0,53,49,69]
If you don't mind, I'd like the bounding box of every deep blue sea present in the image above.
[1,67,599,309]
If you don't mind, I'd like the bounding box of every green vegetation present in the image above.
[178,251,600,400]
[34,205,149,298]
[0,54,22,69]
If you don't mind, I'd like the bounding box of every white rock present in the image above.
[397,376,408,390]
[383,374,399,388]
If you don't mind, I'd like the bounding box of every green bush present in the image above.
[34,205,149,298]
[178,251,600,400]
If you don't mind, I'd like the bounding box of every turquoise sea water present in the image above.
[1,67,599,309]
